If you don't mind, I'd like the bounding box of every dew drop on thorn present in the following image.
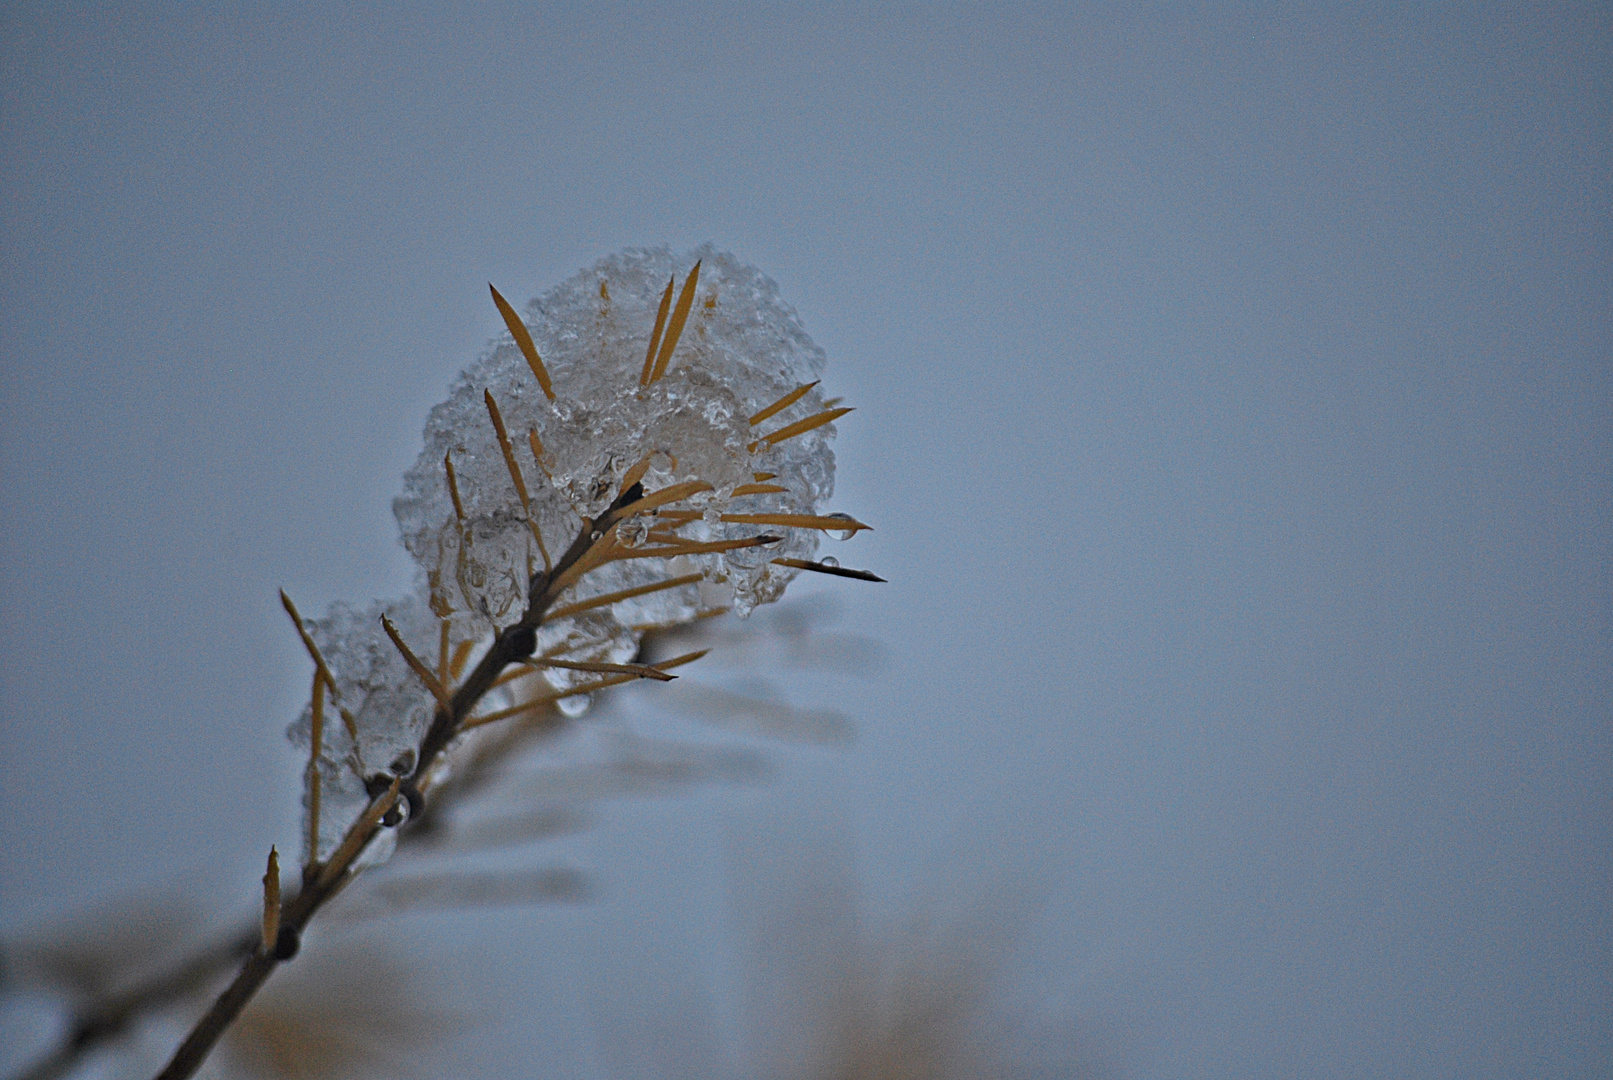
[825,512,858,541]
[617,517,650,548]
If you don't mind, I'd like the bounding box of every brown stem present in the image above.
[150,799,389,1080]
[7,928,256,1080]
[148,489,647,1080]
[150,953,276,1080]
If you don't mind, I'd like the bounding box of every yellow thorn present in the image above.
[484,391,530,508]
[261,847,281,955]
[614,534,782,560]
[640,274,675,387]
[542,526,622,600]
[444,451,466,525]
[616,453,657,499]
[491,635,581,687]
[337,705,359,745]
[531,658,678,681]
[542,573,703,623]
[628,606,730,633]
[489,283,555,400]
[644,528,689,545]
[464,651,709,729]
[305,671,325,869]
[281,591,341,701]
[316,777,402,889]
[730,482,789,497]
[305,764,321,871]
[526,428,559,488]
[438,619,451,688]
[717,512,871,533]
[381,614,456,717]
[604,479,713,522]
[752,472,777,482]
[491,662,545,690]
[648,261,701,383]
[450,639,477,681]
[485,391,551,570]
[753,407,853,451]
[748,381,820,426]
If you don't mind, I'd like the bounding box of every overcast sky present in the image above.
[2,4,1608,1079]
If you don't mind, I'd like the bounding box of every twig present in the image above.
[150,478,660,1080]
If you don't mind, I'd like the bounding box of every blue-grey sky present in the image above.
[2,4,1608,1078]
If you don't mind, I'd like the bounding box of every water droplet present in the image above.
[825,512,859,541]
[353,825,399,870]
[758,533,784,549]
[819,556,840,568]
[558,693,592,718]
[617,516,650,548]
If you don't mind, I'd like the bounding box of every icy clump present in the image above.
[393,244,840,626]
[285,595,480,862]
[291,247,849,863]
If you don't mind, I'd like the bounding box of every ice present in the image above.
[822,512,860,541]
[393,244,840,626]
[286,595,472,862]
[294,245,849,863]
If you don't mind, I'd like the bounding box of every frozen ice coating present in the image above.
[285,595,486,861]
[394,244,841,624]
[292,246,853,864]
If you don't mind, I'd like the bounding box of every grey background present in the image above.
[1,3,1607,1078]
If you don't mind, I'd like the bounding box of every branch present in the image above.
[148,489,651,1080]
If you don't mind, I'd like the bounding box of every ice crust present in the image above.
[393,244,837,626]
[289,245,843,864]
[287,596,484,860]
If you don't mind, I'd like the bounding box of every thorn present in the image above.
[542,573,704,623]
[640,274,675,386]
[753,407,854,451]
[490,283,555,399]
[712,512,871,534]
[261,847,281,955]
[443,451,466,524]
[648,261,701,383]
[281,590,340,700]
[380,614,456,716]
[485,390,550,569]
[749,381,820,426]
[771,557,886,582]
[304,671,325,871]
